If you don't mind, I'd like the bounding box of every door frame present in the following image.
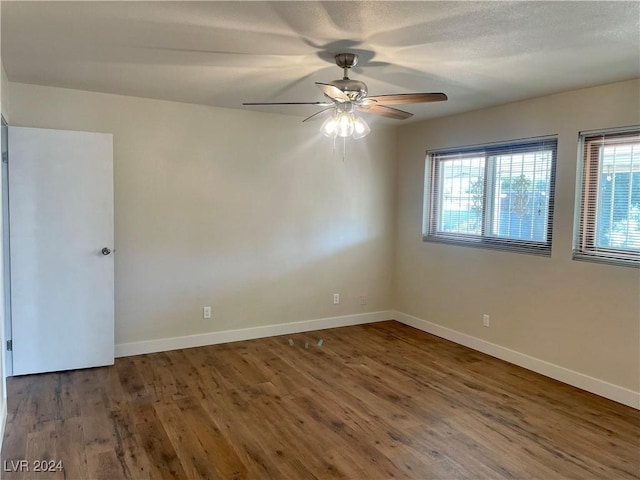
[1,115,12,377]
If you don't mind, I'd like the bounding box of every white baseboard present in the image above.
[393,311,640,410]
[115,310,393,358]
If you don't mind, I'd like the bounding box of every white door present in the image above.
[9,126,114,375]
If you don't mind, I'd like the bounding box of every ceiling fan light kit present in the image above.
[242,53,447,140]
[321,103,371,139]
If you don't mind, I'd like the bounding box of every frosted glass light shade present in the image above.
[336,113,355,137]
[352,116,370,139]
[321,115,339,137]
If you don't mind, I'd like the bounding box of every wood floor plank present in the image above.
[174,396,248,479]
[2,321,638,479]
[154,402,224,480]
[130,403,190,479]
[109,407,157,479]
[87,449,129,480]
[116,358,153,403]
[23,428,62,480]
[54,416,88,480]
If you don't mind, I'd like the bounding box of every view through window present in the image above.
[424,137,557,255]
[575,128,640,266]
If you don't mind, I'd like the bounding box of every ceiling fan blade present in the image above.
[302,107,335,123]
[365,93,448,105]
[243,101,332,106]
[315,82,349,103]
[358,104,413,120]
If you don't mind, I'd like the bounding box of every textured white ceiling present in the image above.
[2,1,639,123]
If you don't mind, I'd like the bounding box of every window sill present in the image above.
[423,234,552,257]
[572,252,639,268]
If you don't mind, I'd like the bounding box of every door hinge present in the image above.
[6,339,12,351]
[2,153,7,164]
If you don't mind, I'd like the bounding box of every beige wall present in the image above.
[7,83,396,345]
[395,79,640,392]
[1,67,7,116]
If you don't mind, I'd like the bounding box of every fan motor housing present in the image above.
[332,78,368,101]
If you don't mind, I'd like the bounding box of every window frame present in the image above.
[573,126,640,268]
[423,136,558,256]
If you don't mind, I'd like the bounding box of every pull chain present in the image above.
[342,136,346,162]
[330,136,347,162]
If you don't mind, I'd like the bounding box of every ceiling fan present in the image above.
[243,53,447,139]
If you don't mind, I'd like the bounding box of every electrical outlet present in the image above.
[203,306,212,319]
[333,293,340,304]
[360,295,367,305]
[483,314,490,327]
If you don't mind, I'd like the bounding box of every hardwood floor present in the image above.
[1,321,639,479]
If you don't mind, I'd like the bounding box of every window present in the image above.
[424,136,557,255]
[574,127,640,267]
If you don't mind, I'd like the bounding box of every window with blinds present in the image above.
[574,128,640,267]
[423,136,557,255]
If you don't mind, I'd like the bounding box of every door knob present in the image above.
[101,247,112,256]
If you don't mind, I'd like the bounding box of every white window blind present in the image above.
[574,128,640,267]
[424,136,557,256]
